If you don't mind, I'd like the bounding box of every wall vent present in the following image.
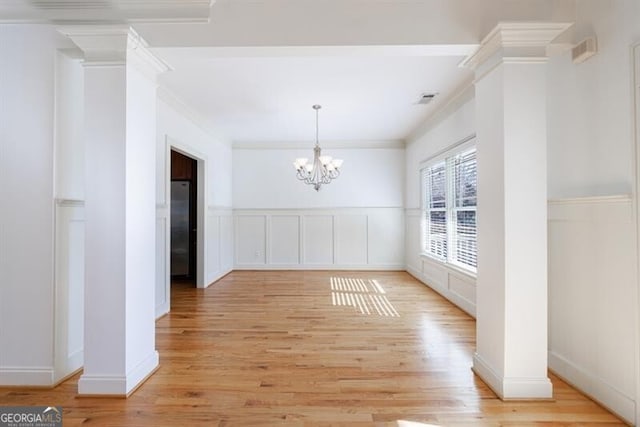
[417,93,438,105]
[572,37,597,64]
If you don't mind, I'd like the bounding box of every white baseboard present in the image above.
[205,267,233,287]
[0,367,54,386]
[548,351,635,424]
[406,264,476,318]
[233,264,405,271]
[155,301,170,319]
[78,350,159,396]
[54,349,84,384]
[473,353,552,399]
[472,353,503,397]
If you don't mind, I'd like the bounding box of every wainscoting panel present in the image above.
[155,205,169,317]
[303,215,334,265]
[404,210,422,273]
[269,216,300,265]
[368,209,405,266]
[405,208,476,317]
[156,205,233,315]
[54,199,85,384]
[548,195,637,424]
[235,215,266,265]
[207,212,221,276]
[206,207,234,285]
[234,208,404,270]
[335,215,367,265]
[219,214,234,273]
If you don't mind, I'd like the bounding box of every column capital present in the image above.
[58,25,169,79]
[460,22,573,70]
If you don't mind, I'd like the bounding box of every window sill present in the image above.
[419,253,477,281]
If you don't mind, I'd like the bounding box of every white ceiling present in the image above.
[153,48,474,144]
[2,0,576,146]
[139,0,572,145]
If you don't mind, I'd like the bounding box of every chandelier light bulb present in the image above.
[319,155,332,165]
[293,158,309,170]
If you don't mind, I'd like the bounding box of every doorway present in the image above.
[170,150,198,287]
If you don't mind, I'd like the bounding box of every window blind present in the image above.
[451,148,477,271]
[423,161,447,260]
[420,144,477,274]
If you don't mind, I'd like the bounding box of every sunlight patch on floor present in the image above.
[330,277,399,317]
[396,421,441,427]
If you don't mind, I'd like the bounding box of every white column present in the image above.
[59,25,168,395]
[461,22,571,399]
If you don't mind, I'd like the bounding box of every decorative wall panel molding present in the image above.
[234,208,404,270]
[405,208,476,317]
[548,195,636,425]
[155,204,232,317]
[53,199,85,384]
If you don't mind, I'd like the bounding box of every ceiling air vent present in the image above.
[417,93,438,105]
[572,37,597,64]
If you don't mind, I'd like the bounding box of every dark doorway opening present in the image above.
[170,150,198,287]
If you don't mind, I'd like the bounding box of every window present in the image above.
[421,145,477,273]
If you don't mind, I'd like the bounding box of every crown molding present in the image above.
[126,28,171,80]
[58,24,130,64]
[0,1,213,24]
[157,87,232,147]
[460,22,573,70]
[58,25,169,77]
[232,140,405,150]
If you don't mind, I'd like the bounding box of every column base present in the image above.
[78,350,159,396]
[473,353,553,400]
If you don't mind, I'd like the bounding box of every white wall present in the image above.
[545,1,640,423]
[404,94,477,316]
[0,25,75,385]
[155,93,233,315]
[232,147,405,270]
[547,0,640,199]
[233,147,404,209]
[405,94,475,210]
[55,51,85,201]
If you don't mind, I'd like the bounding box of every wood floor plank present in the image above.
[0,271,627,426]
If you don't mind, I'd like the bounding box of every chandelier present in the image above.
[293,104,343,191]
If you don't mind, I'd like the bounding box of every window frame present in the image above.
[420,136,477,276]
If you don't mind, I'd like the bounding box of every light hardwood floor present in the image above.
[0,271,627,426]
